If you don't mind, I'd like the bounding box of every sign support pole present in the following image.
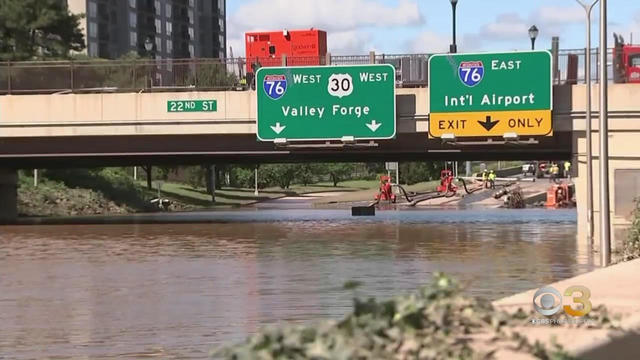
[576,0,599,251]
[599,0,611,266]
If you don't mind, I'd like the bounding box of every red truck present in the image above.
[613,33,640,83]
[244,29,327,86]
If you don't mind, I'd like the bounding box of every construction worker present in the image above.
[564,160,571,179]
[549,162,560,183]
[482,169,489,188]
[488,170,497,189]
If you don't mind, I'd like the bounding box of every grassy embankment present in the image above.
[140,179,382,209]
[17,169,390,216]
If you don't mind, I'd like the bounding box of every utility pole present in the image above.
[576,0,599,247]
[599,0,611,266]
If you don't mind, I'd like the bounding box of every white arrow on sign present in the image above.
[270,122,286,134]
[366,120,381,132]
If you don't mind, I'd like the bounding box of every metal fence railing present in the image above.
[0,50,615,95]
[556,48,614,84]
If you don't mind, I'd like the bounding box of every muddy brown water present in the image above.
[0,209,593,359]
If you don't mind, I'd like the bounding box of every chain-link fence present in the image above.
[0,50,615,94]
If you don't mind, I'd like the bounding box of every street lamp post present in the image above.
[599,0,611,266]
[449,0,458,53]
[576,0,599,247]
[144,37,154,88]
[528,25,539,50]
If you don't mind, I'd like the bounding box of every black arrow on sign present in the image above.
[478,115,499,131]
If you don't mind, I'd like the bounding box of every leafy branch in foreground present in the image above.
[212,273,618,359]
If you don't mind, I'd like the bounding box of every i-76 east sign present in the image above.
[256,64,396,141]
[428,51,552,138]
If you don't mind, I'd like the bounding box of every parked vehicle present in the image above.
[522,162,536,176]
[613,33,640,84]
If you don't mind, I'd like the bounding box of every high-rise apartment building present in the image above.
[67,0,226,59]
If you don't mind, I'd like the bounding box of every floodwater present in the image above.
[0,209,593,359]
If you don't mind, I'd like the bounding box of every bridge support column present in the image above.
[206,165,216,203]
[0,169,18,223]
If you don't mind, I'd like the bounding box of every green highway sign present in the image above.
[167,100,217,112]
[256,64,396,141]
[428,51,552,138]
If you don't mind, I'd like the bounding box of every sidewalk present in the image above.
[488,258,640,359]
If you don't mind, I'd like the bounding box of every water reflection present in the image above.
[0,209,592,359]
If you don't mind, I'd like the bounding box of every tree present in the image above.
[326,163,355,187]
[261,164,297,189]
[295,164,320,186]
[0,0,85,61]
[399,162,444,185]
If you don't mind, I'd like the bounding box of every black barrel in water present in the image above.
[352,206,375,216]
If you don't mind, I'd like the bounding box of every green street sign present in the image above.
[428,51,552,138]
[256,64,396,141]
[167,100,217,112]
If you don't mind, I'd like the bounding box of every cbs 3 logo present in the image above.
[533,285,592,317]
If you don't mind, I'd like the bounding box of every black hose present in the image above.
[409,194,446,206]
[393,184,416,203]
[457,178,483,195]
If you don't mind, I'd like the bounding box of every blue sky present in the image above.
[226,0,640,55]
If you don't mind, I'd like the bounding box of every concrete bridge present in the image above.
[1,84,639,255]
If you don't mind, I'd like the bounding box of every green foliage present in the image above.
[42,168,149,210]
[214,273,618,360]
[624,199,640,261]
[187,166,207,189]
[229,166,256,188]
[261,164,298,189]
[214,273,586,360]
[399,162,443,185]
[183,62,238,88]
[0,0,85,60]
[325,163,356,187]
[295,164,321,186]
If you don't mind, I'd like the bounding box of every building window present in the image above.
[219,34,225,47]
[218,0,224,15]
[155,37,162,52]
[166,21,172,36]
[155,19,162,33]
[188,9,194,24]
[129,0,136,8]
[88,1,97,17]
[88,21,97,37]
[129,31,137,46]
[189,0,195,7]
[155,0,161,15]
[189,44,194,56]
[188,27,194,39]
[129,12,136,27]
[219,18,224,32]
[165,3,171,17]
[166,39,172,54]
[89,42,98,57]
[166,59,172,71]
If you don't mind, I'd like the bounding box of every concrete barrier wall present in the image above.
[0,89,428,137]
[571,84,640,252]
[0,85,599,138]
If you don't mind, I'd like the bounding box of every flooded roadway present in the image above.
[0,209,593,359]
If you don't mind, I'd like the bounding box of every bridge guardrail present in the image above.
[0,50,613,95]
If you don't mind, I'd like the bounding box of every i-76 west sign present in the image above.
[256,64,396,141]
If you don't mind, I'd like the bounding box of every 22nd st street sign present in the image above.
[428,51,552,138]
[256,64,396,141]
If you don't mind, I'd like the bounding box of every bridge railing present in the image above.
[0,50,613,95]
